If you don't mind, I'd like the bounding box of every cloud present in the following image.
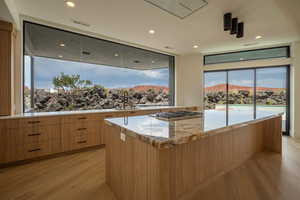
[140,70,163,79]
[27,56,169,89]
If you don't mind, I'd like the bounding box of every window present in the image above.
[204,46,290,65]
[23,22,175,112]
[204,66,290,135]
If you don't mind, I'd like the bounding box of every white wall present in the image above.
[291,41,300,139]
[175,54,203,109]
[0,0,13,22]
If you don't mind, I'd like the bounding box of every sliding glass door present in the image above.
[204,71,227,129]
[256,67,289,132]
[228,70,254,125]
[204,66,290,135]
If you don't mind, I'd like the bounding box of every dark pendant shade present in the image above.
[230,18,238,35]
[237,22,244,38]
[224,13,232,31]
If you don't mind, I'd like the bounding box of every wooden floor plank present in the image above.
[0,137,300,200]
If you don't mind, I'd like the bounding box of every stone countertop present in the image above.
[105,112,283,149]
[0,106,199,120]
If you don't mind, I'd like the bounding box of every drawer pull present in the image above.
[28,121,41,124]
[77,128,87,131]
[28,133,41,137]
[78,117,87,120]
[28,148,41,152]
[77,140,87,144]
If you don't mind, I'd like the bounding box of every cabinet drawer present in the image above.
[20,117,60,128]
[62,114,102,124]
[62,121,102,151]
[23,130,49,144]
[70,121,100,133]
[3,125,61,146]
[73,130,88,142]
[71,139,89,150]
[24,125,61,142]
[70,131,101,150]
[24,140,61,159]
[24,142,50,159]
[2,139,62,163]
[71,130,89,150]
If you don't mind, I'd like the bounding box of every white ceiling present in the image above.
[0,0,13,22]
[7,0,300,55]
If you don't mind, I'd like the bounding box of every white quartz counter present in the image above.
[0,106,199,120]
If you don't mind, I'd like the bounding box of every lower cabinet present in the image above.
[0,108,193,164]
[62,119,103,151]
[0,115,104,164]
[1,123,63,163]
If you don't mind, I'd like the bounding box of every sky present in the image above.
[24,56,287,90]
[204,67,287,88]
[24,56,169,89]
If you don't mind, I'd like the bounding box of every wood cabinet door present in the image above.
[2,128,25,163]
[0,23,12,116]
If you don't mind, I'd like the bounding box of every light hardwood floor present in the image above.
[0,137,299,200]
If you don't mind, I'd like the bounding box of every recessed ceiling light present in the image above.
[149,29,155,34]
[151,61,155,64]
[193,45,199,49]
[58,55,63,58]
[59,43,65,47]
[66,1,75,8]
[256,35,262,39]
[114,53,119,57]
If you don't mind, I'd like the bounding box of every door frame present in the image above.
[204,65,291,136]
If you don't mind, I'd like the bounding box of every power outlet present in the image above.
[120,132,126,142]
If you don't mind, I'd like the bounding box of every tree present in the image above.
[53,73,93,92]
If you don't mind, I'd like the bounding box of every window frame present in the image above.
[203,46,290,65]
[22,21,175,112]
[204,65,291,136]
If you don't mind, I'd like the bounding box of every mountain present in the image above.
[205,84,284,93]
[131,85,169,93]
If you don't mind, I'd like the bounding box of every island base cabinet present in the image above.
[104,116,282,200]
[105,125,162,200]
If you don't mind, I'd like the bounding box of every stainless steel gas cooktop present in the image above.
[151,111,203,121]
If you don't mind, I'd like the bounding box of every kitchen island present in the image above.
[104,112,282,200]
